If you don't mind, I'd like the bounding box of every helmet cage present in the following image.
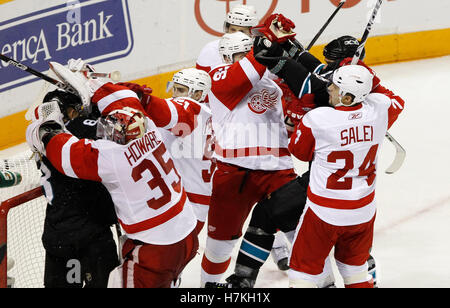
[43,89,84,121]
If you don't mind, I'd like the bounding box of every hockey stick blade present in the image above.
[384,132,406,174]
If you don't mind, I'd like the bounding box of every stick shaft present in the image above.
[0,53,77,94]
[351,0,383,64]
[306,1,346,51]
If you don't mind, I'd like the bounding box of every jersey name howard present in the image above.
[124,130,162,166]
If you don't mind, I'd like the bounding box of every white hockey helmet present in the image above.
[225,4,258,28]
[219,32,253,64]
[332,65,374,106]
[167,68,212,102]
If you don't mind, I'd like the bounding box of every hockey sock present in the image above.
[345,279,374,288]
[200,255,231,286]
[235,227,275,274]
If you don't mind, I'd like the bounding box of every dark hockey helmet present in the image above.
[43,89,83,121]
[323,35,366,62]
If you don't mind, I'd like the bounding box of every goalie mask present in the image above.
[332,65,374,106]
[166,68,212,102]
[42,89,83,122]
[97,107,147,145]
[219,32,253,64]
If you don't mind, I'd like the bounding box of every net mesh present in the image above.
[0,149,46,288]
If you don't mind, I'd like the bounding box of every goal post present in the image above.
[0,149,48,288]
[0,186,44,288]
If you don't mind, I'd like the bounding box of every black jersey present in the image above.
[40,116,117,248]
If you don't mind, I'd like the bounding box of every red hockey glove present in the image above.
[251,13,296,43]
[117,82,153,108]
[285,93,316,126]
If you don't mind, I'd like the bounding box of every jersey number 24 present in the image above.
[326,144,378,190]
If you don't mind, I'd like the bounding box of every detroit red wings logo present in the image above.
[248,89,278,114]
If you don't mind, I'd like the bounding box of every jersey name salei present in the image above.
[289,92,404,226]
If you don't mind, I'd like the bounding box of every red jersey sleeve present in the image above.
[91,82,145,116]
[145,97,201,137]
[196,63,211,74]
[210,49,267,111]
[288,117,316,162]
[45,133,102,182]
[372,85,405,129]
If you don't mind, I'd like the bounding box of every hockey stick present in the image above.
[0,53,78,95]
[306,1,346,50]
[384,132,406,174]
[255,2,346,59]
[351,0,382,64]
[349,0,406,174]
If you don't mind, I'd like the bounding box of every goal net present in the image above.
[0,149,46,288]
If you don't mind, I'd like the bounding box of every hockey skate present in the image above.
[368,254,378,288]
[271,233,290,271]
[7,258,15,288]
[204,274,256,288]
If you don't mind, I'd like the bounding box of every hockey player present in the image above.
[163,68,214,234]
[288,64,404,288]
[0,171,22,188]
[201,31,297,287]
[196,4,258,73]
[197,6,296,271]
[235,21,404,287]
[223,31,400,287]
[34,89,119,288]
[26,62,201,288]
[121,69,214,235]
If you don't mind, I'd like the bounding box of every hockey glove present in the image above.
[251,13,296,43]
[117,82,153,109]
[26,101,66,155]
[285,93,316,128]
[253,37,289,74]
[49,61,105,114]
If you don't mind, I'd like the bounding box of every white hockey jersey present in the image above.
[158,98,215,222]
[45,121,197,245]
[196,39,222,73]
[208,49,293,171]
[289,93,405,226]
[42,83,202,245]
